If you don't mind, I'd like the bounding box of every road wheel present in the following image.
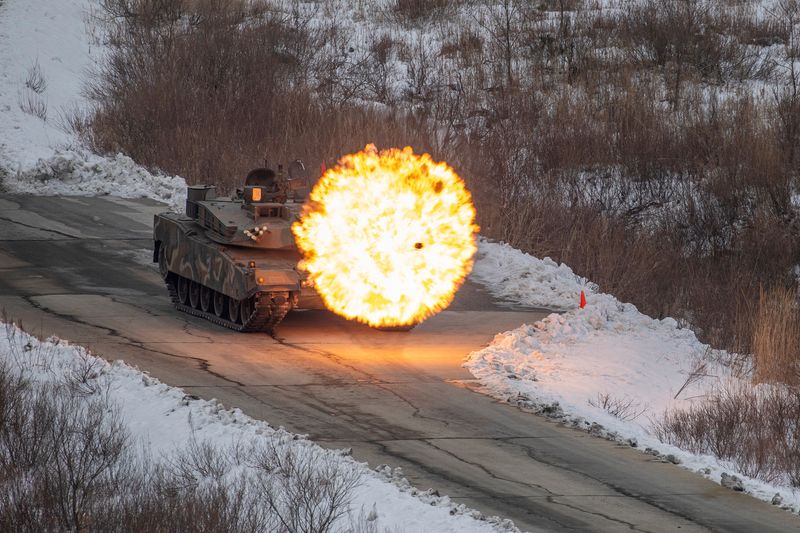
[177,276,190,305]
[158,245,170,280]
[213,291,226,317]
[240,296,254,323]
[228,296,240,323]
[189,281,201,309]
[200,285,212,312]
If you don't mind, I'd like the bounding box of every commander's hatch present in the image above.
[243,168,283,204]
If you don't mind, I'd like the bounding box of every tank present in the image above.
[152,161,324,333]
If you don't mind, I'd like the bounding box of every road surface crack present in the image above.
[370,439,583,530]
[545,496,650,532]
[424,439,557,496]
[118,342,245,387]
[373,383,452,428]
[271,336,385,383]
[18,295,243,386]
[181,320,216,343]
[0,215,81,239]
[507,439,710,530]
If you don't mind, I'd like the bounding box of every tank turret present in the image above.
[153,161,323,333]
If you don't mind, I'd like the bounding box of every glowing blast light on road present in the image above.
[292,144,479,328]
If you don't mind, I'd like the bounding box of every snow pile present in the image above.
[3,149,187,211]
[465,289,722,427]
[0,322,516,533]
[467,242,800,512]
[471,239,595,310]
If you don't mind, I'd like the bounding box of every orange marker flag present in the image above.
[320,160,327,176]
[580,290,587,309]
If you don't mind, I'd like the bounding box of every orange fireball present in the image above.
[292,145,479,328]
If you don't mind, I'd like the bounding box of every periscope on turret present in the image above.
[153,161,324,333]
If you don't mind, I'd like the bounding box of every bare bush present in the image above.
[18,57,48,120]
[655,384,800,486]
[252,439,363,533]
[588,392,647,421]
[169,436,234,483]
[65,351,108,396]
[386,0,469,26]
[18,89,47,120]
[619,0,773,94]
[364,34,397,103]
[24,58,47,94]
[82,0,434,190]
[0,378,128,531]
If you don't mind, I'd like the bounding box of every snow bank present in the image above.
[471,239,595,310]
[467,241,800,513]
[0,322,516,533]
[2,149,187,211]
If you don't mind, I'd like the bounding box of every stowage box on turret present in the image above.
[153,161,324,332]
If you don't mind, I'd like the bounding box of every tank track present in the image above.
[165,276,291,333]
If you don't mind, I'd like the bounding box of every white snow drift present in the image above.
[466,240,800,512]
[4,149,187,211]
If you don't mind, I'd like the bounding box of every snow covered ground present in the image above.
[0,322,516,532]
[466,239,800,513]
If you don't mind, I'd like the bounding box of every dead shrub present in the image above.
[251,440,363,533]
[655,384,800,486]
[439,28,484,66]
[363,34,397,103]
[588,392,647,421]
[24,58,47,94]
[0,378,129,532]
[618,0,771,89]
[18,89,47,121]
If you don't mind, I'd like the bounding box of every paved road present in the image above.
[0,193,798,532]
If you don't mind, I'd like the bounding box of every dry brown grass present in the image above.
[655,383,800,487]
[386,0,471,26]
[752,287,800,385]
[83,0,435,191]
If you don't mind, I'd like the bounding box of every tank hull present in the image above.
[153,212,323,333]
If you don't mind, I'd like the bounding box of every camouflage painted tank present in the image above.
[152,161,324,333]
